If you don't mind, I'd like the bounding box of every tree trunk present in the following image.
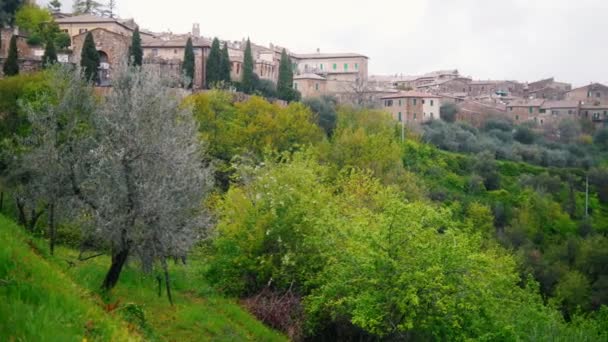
[156,274,162,297]
[102,247,130,291]
[0,191,4,212]
[49,202,56,256]
[16,198,26,228]
[162,258,173,305]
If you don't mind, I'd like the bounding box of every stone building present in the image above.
[142,38,211,89]
[293,73,327,98]
[527,77,571,100]
[506,99,545,123]
[0,27,43,77]
[291,52,369,93]
[56,14,154,47]
[71,28,131,85]
[455,100,507,128]
[381,91,441,124]
[566,83,608,102]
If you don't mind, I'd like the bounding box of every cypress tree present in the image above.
[80,32,100,83]
[205,37,221,87]
[3,35,19,76]
[241,38,255,94]
[220,42,231,83]
[130,27,142,66]
[42,38,58,67]
[182,37,195,89]
[277,48,295,101]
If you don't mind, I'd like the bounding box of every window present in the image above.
[597,92,601,98]
[413,113,417,120]
[355,63,359,70]
[529,107,534,114]
[333,63,337,70]
[594,113,601,120]
[398,99,402,106]
[385,100,393,107]
[568,110,573,114]
[430,113,434,119]
[398,112,402,122]
[552,110,558,116]
[315,83,319,91]
[294,82,298,90]
[344,63,348,71]
[516,115,520,121]
[413,99,417,105]
[236,63,240,74]
[540,119,544,125]
[152,48,159,57]
[430,100,434,106]
[174,49,177,54]
[320,64,323,70]
[422,100,425,104]
[79,28,88,34]
[62,29,68,33]
[509,107,513,111]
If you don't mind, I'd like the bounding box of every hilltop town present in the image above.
[1,4,607,133]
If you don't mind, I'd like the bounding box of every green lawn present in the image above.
[0,215,286,341]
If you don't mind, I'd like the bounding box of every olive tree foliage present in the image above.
[62,64,214,292]
[17,66,96,254]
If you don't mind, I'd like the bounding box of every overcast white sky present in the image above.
[39,0,608,86]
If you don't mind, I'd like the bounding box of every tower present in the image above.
[192,23,200,38]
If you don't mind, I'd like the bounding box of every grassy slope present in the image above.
[0,215,138,341]
[0,215,286,341]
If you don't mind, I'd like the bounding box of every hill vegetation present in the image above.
[0,68,607,340]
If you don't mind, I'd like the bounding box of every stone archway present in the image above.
[98,50,110,86]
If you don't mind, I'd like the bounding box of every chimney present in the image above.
[316,48,320,53]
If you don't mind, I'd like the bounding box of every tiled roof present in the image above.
[292,52,368,59]
[294,73,326,80]
[56,14,117,23]
[142,38,211,48]
[381,91,441,99]
[507,99,545,107]
[541,100,579,109]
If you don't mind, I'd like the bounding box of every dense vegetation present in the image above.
[1,67,608,340]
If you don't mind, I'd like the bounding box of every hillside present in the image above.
[0,215,286,341]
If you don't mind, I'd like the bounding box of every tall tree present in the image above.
[277,48,294,101]
[70,65,213,292]
[241,38,255,94]
[3,35,19,76]
[102,0,117,18]
[48,0,62,13]
[182,37,195,89]
[0,0,23,27]
[42,38,57,67]
[80,32,99,83]
[73,0,103,15]
[220,41,231,83]
[205,37,221,87]
[129,26,142,66]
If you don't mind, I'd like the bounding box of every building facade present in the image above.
[381,91,441,124]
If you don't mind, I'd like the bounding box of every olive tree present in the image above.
[70,64,214,295]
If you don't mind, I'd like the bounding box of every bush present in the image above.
[514,126,536,144]
[439,102,458,123]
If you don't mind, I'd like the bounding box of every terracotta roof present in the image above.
[381,91,441,99]
[568,83,608,93]
[56,14,117,23]
[580,102,608,110]
[142,38,211,48]
[541,100,579,109]
[291,52,368,59]
[294,73,326,80]
[507,99,545,107]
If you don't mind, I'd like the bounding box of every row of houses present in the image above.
[0,13,369,99]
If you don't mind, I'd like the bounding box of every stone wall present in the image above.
[0,58,42,77]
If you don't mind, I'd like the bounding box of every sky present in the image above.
[39,0,608,86]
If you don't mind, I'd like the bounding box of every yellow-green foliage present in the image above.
[185,91,324,160]
[0,215,137,341]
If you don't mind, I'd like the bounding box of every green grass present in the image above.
[0,215,138,341]
[0,214,286,341]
